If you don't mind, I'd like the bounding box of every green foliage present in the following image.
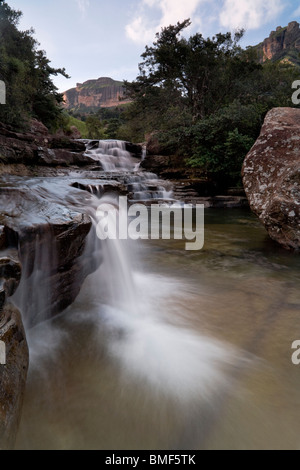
[70,105,128,139]
[57,112,88,138]
[0,1,69,129]
[123,20,299,187]
[67,115,88,138]
[86,115,108,139]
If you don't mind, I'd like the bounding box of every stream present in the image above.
[10,141,300,450]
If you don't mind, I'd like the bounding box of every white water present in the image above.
[15,200,300,450]
[19,187,247,418]
[80,194,242,402]
[83,139,174,202]
[13,142,251,449]
[84,140,135,171]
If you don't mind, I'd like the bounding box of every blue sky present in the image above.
[8,0,300,92]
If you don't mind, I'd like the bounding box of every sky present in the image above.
[8,0,300,92]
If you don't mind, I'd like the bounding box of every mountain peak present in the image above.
[256,21,300,66]
[63,77,130,112]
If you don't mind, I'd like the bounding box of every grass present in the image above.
[67,115,88,138]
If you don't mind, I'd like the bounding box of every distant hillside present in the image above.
[254,21,300,67]
[63,77,131,113]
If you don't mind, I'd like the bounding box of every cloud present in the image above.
[219,0,285,30]
[126,0,205,44]
[76,0,90,15]
[294,6,300,17]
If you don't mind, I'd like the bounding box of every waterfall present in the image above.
[13,142,248,450]
[83,139,174,202]
[13,228,57,328]
[84,140,136,171]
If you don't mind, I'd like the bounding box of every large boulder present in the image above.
[0,174,105,448]
[0,122,90,166]
[0,250,27,450]
[30,119,49,136]
[0,180,95,326]
[242,107,300,251]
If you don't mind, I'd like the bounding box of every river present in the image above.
[15,204,300,450]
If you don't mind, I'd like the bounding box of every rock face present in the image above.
[0,304,28,450]
[242,107,300,251]
[0,178,96,326]
[0,246,28,450]
[63,77,131,112]
[0,121,99,167]
[256,21,300,66]
[0,173,99,447]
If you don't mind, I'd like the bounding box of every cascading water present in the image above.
[83,139,174,202]
[13,167,249,450]
[84,140,136,172]
[9,162,300,449]
[11,141,252,450]
[13,228,57,328]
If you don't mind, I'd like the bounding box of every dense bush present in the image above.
[123,20,298,186]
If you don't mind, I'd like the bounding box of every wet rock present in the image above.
[36,147,79,166]
[0,226,5,249]
[242,107,300,251]
[70,180,127,196]
[0,254,21,299]
[124,141,142,158]
[0,180,96,325]
[0,304,29,450]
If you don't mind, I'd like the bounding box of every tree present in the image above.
[0,1,69,129]
[123,20,298,187]
[86,116,107,139]
[125,20,259,121]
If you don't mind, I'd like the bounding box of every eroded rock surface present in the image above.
[0,304,28,450]
[242,107,300,251]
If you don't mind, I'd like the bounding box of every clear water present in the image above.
[15,208,300,450]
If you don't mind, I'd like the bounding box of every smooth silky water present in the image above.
[11,141,300,450]
[14,205,300,450]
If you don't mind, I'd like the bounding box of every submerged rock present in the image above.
[242,107,300,251]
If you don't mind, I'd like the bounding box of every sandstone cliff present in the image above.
[63,77,131,112]
[255,21,300,66]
